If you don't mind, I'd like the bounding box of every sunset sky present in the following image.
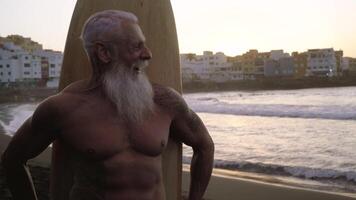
[0,0,355,57]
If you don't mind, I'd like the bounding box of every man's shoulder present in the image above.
[38,80,91,115]
[152,83,188,114]
[60,79,91,94]
[152,83,180,97]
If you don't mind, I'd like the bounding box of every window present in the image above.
[0,65,2,68]
[6,64,10,68]
[24,63,31,68]
[25,56,28,60]
[8,72,11,75]
[0,72,3,76]
[50,64,55,68]
[24,72,30,75]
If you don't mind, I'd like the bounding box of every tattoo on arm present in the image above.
[186,110,202,133]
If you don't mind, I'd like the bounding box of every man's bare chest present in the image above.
[59,103,172,160]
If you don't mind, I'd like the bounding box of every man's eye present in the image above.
[132,43,143,51]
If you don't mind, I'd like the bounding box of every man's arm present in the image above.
[1,98,59,200]
[163,89,214,200]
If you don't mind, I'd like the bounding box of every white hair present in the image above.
[102,60,154,125]
[81,10,138,65]
[81,10,138,46]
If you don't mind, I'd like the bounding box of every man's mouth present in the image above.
[132,61,148,73]
[134,66,141,73]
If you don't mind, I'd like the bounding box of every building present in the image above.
[0,53,42,84]
[0,56,19,83]
[270,50,289,61]
[348,57,356,76]
[18,53,42,82]
[239,50,259,80]
[180,51,240,83]
[0,41,63,87]
[33,49,63,87]
[335,50,343,76]
[306,48,337,77]
[0,35,42,52]
[292,52,308,78]
[264,57,294,77]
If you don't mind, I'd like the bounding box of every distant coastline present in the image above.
[182,76,356,93]
[0,77,356,103]
[0,87,57,103]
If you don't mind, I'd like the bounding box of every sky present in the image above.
[0,0,355,57]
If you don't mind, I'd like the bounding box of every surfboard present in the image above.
[58,1,182,200]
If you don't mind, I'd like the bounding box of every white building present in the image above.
[306,48,337,77]
[19,53,42,81]
[342,57,349,72]
[0,58,19,83]
[2,42,22,52]
[180,51,241,83]
[33,49,63,87]
[0,42,63,87]
[0,45,21,83]
[270,50,290,61]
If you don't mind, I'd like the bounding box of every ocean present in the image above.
[1,86,356,195]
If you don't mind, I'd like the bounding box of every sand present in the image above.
[0,132,355,200]
[182,169,356,200]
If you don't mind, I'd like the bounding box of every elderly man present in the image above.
[1,10,214,200]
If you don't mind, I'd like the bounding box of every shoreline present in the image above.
[182,77,356,93]
[0,87,57,104]
[0,132,355,199]
[183,164,356,199]
[1,77,356,103]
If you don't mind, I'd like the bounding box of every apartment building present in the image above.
[306,48,337,77]
[264,57,294,77]
[180,51,238,83]
[33,49,63,87]
[292,52,308,78]
[0,42,63,87]
[335,50,343,76]
[348,57,356,76]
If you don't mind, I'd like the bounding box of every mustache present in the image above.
[132,60,149,72]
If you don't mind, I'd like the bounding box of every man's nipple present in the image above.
[160,140,166,148]
[86,148,96,155]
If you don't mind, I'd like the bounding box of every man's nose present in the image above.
[141,46,152,60]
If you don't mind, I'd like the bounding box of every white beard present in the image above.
[102,61,154,125]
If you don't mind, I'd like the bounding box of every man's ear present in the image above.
[95,43,112,64]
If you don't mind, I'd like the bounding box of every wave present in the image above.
[0,104,36,135]
[186,99,356,120]
[183,157,356,184]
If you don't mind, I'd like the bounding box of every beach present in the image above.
[0,132,355,200]
[1,86,356,199]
